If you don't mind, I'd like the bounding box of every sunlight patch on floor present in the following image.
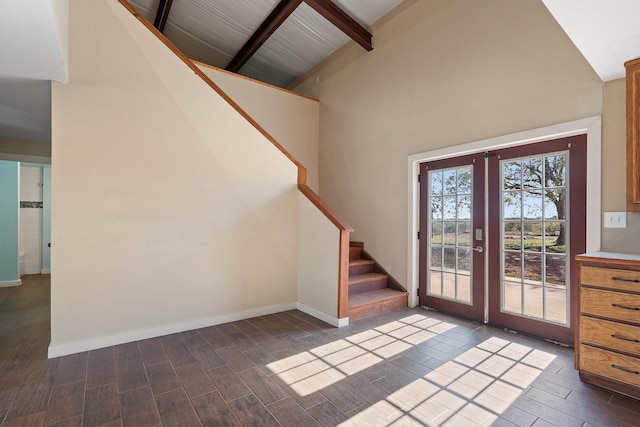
[266,312,557,425]
[266,313,447,396]
[346,332,556,426]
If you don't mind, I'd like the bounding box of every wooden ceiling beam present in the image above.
[153,0,174,33]
[226,0,303,73]
[304,0,373,51]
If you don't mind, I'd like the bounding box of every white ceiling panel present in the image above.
[166,0,279,59]
[128,0,160,23]
[333,0,405,26]
[241,2,349,86]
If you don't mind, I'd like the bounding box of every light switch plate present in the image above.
[604,212,627,228]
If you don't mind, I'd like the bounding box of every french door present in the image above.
[419,135,586,344]
[418,153,486,321]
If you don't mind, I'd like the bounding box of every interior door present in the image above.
[419,153,485,321]
[487,135,586,344]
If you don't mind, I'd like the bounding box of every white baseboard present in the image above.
[41,268,51,274]
[0,279,22,288]
[296,302,349,327]
[48,302,298,358]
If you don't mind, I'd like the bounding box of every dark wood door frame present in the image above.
[419,152,486,322]
[486,134,587,345]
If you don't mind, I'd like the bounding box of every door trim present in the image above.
[407,116,602,309]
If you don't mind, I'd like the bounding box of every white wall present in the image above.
[198,64,320,191]
[297,193,340,324]
[293,0,606,285]
[50,0,304,357]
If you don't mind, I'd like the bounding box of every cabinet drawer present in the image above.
[581,317,640,357]
[581,288,640,324]
[581,266,640,292]
[579,345,640,388]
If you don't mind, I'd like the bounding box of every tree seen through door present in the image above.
[501,152,568,324]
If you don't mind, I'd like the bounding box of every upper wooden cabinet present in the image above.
[627,58,640,212]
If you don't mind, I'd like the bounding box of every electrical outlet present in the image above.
[604,212,627,228]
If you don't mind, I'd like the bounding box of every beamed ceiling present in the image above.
[3,1,640,145]
[128,0,404,88]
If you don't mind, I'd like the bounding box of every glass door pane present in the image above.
[500,152,568,325]
[428,166,473,304]
[419,153,485,322]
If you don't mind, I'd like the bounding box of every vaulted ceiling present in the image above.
[127,0,403,88]
[2,0,640,145]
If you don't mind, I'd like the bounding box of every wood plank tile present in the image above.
[175,362,216,398]
[5,379,53,421]
[525,385,638,426]
[43,380,85,426]
[198,326,232,350]
[189,345,225,371]
[206,365,250,402]
[227,393,280,427]
[223,331,259,352]
[242,347,279,374]
[86,353,116,390]
[0,375,23,411]
[162,340,196,368]
[177,329,207,348]
[268,372,328,410]
[1,411,46,427]
[44,415,82,426]
[191,391,242,427]
[113,342,141,365]
[306,400,349,427]
[215,346,256,372]
[4,277,640,427]
[52,353,87,386]
[155,388,201,427]
[137,338,168,366]
[116,360,148,393]
[236,366,288,405]
[231,319,262,336]
[145,361,181,396]
[82,382,120,427]
[267,397,321,427]
[318,380,366,414]
[119,385,160,427]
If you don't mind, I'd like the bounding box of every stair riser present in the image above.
[349,247,363,261]
[349,264,375,276]
[349,278,388,295]
[349,294,408,322]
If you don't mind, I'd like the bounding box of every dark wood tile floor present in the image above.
[1,275,639,426]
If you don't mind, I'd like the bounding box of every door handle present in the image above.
[472,246,483,253]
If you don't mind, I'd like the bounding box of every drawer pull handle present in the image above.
[611,334,640,344]
[611,303,640,311]
[611,364,640,375]
[612,276,640,283]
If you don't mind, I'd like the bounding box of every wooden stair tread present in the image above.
[348,273,387,285]
[348,288,408,308]
[349,259,375,267]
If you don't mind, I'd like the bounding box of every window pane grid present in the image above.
[500,152,568,325]
[428,166,472,304]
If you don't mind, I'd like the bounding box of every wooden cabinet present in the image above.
[626,58,640,212]
[576,252,640,400]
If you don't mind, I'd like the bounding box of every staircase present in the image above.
[348,242,408,321]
